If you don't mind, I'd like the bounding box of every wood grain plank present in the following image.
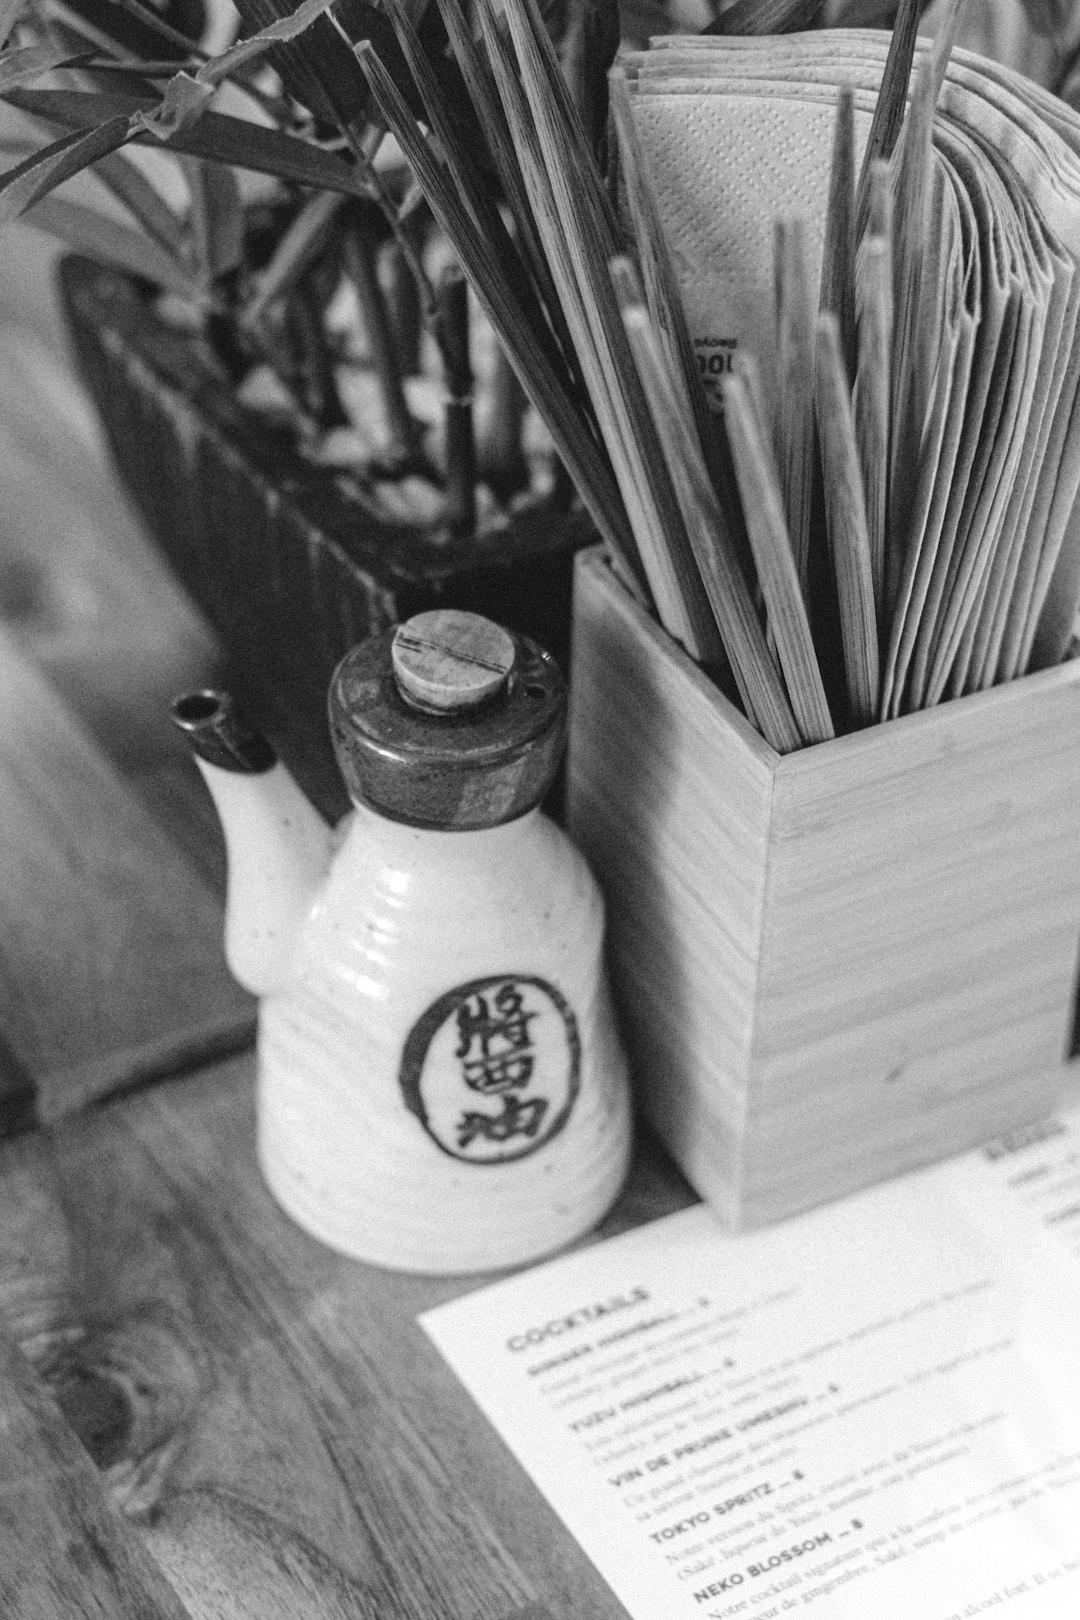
[566,548,776,1226]
[0,628,254,1127]
[0,1055,658,1619]
[0,1332,193,1620]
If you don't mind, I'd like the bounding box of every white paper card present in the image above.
[421,1109,1080,1620]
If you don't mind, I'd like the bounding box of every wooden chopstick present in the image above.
[774,215,816,599]
[854,0,921,240]
[854,210,892,622]
[615,266,804,752]
[487,0,726,665]
[820,85,856,385]
[815,312,880,724]
[433,0,588,409]
[725,356,835,745]
[608,66,747,567]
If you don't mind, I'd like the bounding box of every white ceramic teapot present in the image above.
[173,610,632,1273]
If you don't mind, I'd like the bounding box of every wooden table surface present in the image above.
[0,327,696,1618]
[0,1051,693,1620]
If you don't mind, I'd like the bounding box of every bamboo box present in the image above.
[567,547,1080,1228]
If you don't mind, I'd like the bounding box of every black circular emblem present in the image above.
[399,975,581,1164]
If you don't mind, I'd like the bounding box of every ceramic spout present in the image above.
[172,691,333,997]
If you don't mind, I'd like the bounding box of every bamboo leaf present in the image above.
[230,0,369,126]
[382,0,568,388]
[198,0,342,86]
[355,39,638,575]
[51,2,296,124]
[130,71,214,139]
[139,1,349,133]
[3,83,167,125]
[245,189,345,324]
[331,0,427,120]
[434,0,582,394]
[93,148,186,256]
[41,30,186,106]
[494,0,725,660]
[87,20,317,134]
[135,110,367,193]
[56,0,204,61]
[183,156,244,281]
[0,116,130,223]
[0,2,22,52]
[3,88,368,195]
[19,193,203,299]
[0,44,95,92]
[481,0,667,605]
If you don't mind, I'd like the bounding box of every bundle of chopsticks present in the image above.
[351,0,1080,750]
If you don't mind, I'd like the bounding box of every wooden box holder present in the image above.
[567,546,1080,1229]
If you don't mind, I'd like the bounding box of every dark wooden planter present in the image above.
[58,256,591,820]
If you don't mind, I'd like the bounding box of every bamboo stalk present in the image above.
[438,262,476,537]
[243,190,345,329]
[384,238,421,377]
[815,312,880,725]
[343,222,423,465]
[481,345,530,501]
[287,275,349,429]
[355,43,641,579]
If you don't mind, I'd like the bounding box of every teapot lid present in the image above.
[328,610,566,830]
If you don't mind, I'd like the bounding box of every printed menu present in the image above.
[421,1108,1080,1620]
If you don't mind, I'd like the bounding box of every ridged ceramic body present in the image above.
[256,801,632,1273]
